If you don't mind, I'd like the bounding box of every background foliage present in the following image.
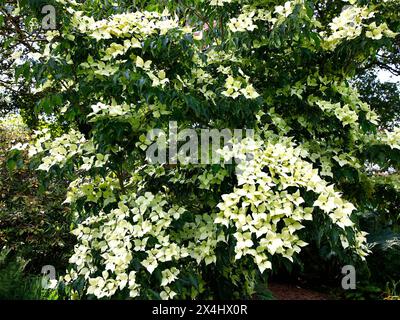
[0,0,400,300]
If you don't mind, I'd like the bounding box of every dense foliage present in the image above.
[1,0,400,300]
[0,115,74,272]
[0,247,59,300]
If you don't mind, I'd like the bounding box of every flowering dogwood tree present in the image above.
[11,0,400,299]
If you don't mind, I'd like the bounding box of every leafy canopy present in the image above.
[7,0,400,299]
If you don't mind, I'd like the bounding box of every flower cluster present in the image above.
[73,10,180,41]
[28,129,89,172]
[216,134,370,273]
[65,193,190,299]
[321,4,397,50]
[228,11,258,33]
[381,127,400,150]
[221,76,260,100]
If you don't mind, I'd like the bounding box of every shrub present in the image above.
[0,248,58,300]
[9,0,400,299]
[0,115,74,273]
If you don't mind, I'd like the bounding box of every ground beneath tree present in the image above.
[268,283,332,300]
